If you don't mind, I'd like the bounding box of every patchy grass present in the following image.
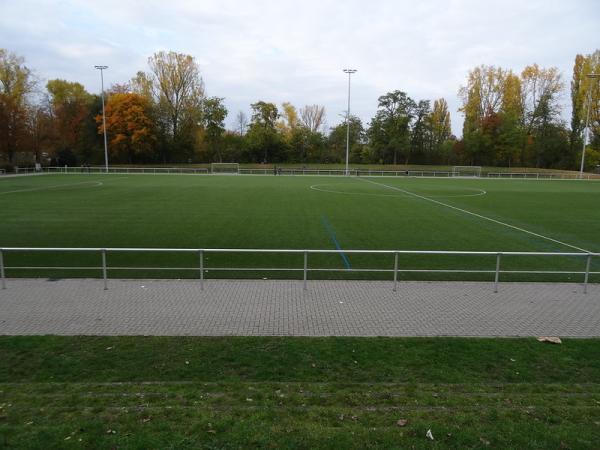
[1,336,599,448]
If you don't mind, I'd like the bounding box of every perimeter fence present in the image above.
[11,166,600,179]
[1,247,597,293]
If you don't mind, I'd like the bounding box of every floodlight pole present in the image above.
[95,65,109,173]
[343,69,357,176]
[579,74,599,179]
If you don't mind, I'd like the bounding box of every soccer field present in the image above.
[1,173,599,282]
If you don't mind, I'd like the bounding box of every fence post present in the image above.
[494,253,501,293]
[303,251,308,291]
[393,252,399,292]
[199,250,204,291]
[0,249,6,290]
[583,253,592,294]
[101,249,108,290]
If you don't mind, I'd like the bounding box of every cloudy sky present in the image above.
[1,0,598,135]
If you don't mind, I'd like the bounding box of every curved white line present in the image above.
[310,183,487,199]
[0,180,104,195]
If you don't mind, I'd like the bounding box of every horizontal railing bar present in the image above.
[6,266,600,275]
[1,247,598,257]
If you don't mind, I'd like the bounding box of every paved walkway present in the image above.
[0,279,598,337]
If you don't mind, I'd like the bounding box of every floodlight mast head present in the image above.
[343,69,357,176]
[579,73,600,178]
[94,65,109,173]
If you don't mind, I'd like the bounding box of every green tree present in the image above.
[410,100,431,163]
[46,79,96,164]
[199,97,228,162]
[428,98,452,150]
[246,101,283,163]
[368,91,416,164]
[0,49,36,165]
[328,116,365,163]
[520,64,564,167]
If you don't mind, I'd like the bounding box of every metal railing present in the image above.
[487,172,597,180]
[11,166,600,179]
[0,247,597,293]
[14,166,210,175]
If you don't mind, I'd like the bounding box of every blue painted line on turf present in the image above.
[321,215,352,270]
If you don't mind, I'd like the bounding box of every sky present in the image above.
[1,0,599,136]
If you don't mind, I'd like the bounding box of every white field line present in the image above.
[310,183,487,199]
[359,177,591,253]
[0,177,129,195]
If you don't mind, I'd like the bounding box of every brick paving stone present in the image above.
[0,278,598,337]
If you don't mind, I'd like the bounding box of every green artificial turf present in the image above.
[0,336,599,449]
[0,173,599,281]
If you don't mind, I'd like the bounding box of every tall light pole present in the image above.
[580,73,599,178]
[343,69,357,176]
[94,65,109,172]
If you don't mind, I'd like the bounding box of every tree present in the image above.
[235,111,248,136]
[97,93,155,163]
[250,101,278,128]
[276,102,299,138]
[328,116,365,163]
[247,101,282,163]
[46,79,96,163]
[520,64,563,166]
[0,49,36,165]
[570,50,600,169]
[299,105,326,132]
[459,65,509,128]
[459,65,513,164]
[130,71,154,101]
[410,100,431,163]
[427,98,452,162]
[199,97,228,162]
[368,91,416,164]
[146,51,205,161]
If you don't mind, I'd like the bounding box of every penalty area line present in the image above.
[358,177,590,253]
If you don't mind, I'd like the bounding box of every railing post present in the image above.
[199,250,204,291]
[393,252,399,292]
[101,249,108,290]
[583,253,592,294]
[0,249,6,290]
[494,253,501,293]
[303,251,308,291]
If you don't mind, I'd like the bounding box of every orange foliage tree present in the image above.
[97,93,156,163]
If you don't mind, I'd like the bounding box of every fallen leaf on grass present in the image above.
[537,336,562,344]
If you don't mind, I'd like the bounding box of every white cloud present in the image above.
[1,0,598,135]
